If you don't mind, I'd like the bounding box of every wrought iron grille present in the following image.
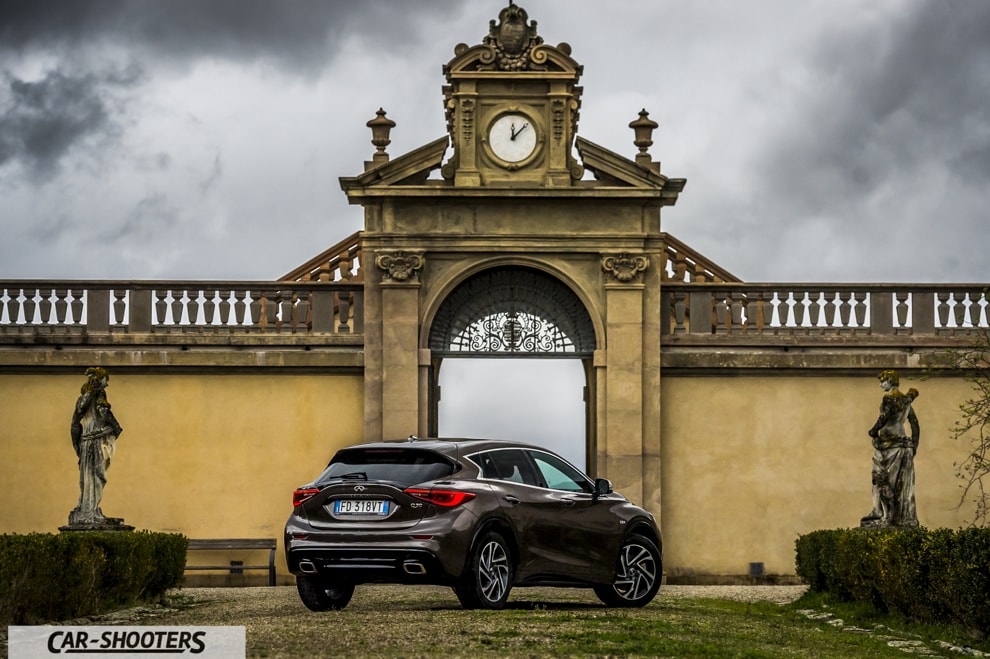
[429,266,596,356]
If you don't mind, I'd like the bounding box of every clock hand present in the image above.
[510,122,529,141]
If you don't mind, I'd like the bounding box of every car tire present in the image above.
[454,530,513,610]
[594,533,662,608]
[295,575,355,611]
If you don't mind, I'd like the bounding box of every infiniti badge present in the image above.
[353,485,366,492]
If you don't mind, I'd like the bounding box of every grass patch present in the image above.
[134,585,990,658]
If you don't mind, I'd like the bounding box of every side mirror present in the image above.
[593,478,613,500]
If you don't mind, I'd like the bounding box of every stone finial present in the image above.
[629,109,658,168]
[367,108,396,165]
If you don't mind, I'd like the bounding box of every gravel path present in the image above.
[142,583,809,620]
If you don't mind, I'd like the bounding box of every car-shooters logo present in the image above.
[8,626,245,658]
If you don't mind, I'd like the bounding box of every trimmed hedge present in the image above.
[795,527,990,636]
[0,531,187,625]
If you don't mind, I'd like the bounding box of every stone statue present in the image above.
[860,370,920,528]
[66,367,128,529]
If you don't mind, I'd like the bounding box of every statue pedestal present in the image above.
[60,517,135,532]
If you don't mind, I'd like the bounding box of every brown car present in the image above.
[284,437,662,610]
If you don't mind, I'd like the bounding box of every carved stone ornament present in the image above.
[602,253,650,283]
[375,251,425,282]
[483,3,543,71]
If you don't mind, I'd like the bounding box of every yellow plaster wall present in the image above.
[0,373,363,575]
[660,374,977,579]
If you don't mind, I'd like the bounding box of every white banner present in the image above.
[7,626,246,658]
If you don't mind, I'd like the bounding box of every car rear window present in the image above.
[316,448,456,487]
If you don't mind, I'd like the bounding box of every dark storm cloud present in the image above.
[0,0,465,183]
[0,0,465,72]
[0,66,138,179]
[763,2,990,217]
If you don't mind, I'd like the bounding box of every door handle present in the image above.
[504,495,520,505]
[560,498,576,507]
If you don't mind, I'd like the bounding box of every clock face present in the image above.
[488,113,538,164]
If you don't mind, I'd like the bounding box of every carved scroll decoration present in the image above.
[375,251,425,282]
[602,253,650,283]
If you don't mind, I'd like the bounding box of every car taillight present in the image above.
[293,488,321,507]
[403,488,476,507]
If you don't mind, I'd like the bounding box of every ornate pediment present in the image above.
[339,136,449,191]
[576,136,686,201]
[443,4,582,76]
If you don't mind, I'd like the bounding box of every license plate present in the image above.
[334,499,389,516]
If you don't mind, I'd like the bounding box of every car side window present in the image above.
[485,449,542,487]
[474,451,501,479]
[530,451,593,493]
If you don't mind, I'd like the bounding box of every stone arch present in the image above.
[422,261,600,467]
[427,264,597,356]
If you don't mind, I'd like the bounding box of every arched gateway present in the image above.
[337,3,684,509]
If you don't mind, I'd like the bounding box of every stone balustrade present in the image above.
[0,281,363,340]
[662,283,989,341]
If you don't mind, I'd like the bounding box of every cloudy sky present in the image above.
[2,1,988,464]
[3,0,988,283]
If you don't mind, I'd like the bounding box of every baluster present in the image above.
[220,291,234,327]
[969,290,983,328]
[154,290,167,326]
[952,292,967,329]
[279,290,294,332]
[187,290,203,327]
[714,292,728,334]
[807,292,822,333]
[791,292,806,330]
[729,292,744,334]
[839,291,852,330]
[203,290,217,327]
[658,251,669,282]
[852,292,867,331]
[50,288,66,324]
[936,292,951,330]
[113,290,127,326]
[763,292,776,332]
[0,288,8,325]
[18,289,33,324]
[170,290,185,326]
[745,292,761,335]
[673,290,687,334]
[230,291,245,328]
[69,290,84,326]
[265,290,278,331]
[249,291,263,330]
[39,289,54,325]
[836,292,851,329]
[13,289,28,325]
[895,292,910,330]
[299,292,313,332]
[821,292,836,329]
[234,291,249,328]
[672,257,687,282]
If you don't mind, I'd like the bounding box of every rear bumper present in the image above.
[287,546,450,584]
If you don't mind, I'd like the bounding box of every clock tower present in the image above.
[441,3,583,187]
[339,3,685,511]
